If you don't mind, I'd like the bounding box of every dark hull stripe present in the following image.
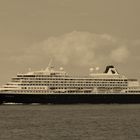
[0,93,140,104]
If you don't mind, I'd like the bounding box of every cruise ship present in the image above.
[0,63,140,104]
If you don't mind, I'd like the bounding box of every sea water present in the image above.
[0,104,140,140]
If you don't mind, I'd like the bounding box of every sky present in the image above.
[0,0,140,84]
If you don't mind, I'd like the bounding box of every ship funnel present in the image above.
[104,65,119,75]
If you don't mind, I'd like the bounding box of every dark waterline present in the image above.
[0,104,140,140]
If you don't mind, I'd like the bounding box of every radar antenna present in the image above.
[95,67,100,73]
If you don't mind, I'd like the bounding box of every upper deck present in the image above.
[0,65,139,94]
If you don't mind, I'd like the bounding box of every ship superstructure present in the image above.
[0,65,140,94]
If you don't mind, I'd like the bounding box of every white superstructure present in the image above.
[0,65,140,94]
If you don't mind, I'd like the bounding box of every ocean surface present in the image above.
[0,104,140,140]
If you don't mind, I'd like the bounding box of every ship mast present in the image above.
[45,58,53,71]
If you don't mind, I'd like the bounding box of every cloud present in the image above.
[12,31,130,68]
[110,46,129,63]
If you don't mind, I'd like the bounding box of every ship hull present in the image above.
[0,93,140,104]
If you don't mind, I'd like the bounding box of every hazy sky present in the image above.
[0,0,140,84]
